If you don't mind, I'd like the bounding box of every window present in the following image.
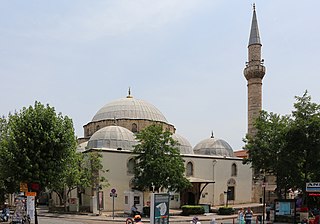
[134,196,140,205]
[186,161,194,177]
[231,163,237,176]
[132,123,138,133]
[127,158,135,175]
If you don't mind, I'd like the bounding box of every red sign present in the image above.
[308,193,320,197]
[30,183,40,191]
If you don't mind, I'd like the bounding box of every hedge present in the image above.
[181,205,205,216]
[218,207,235,215]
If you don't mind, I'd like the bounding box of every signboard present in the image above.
[150,193,170,224]
[306,182,320,192]
[25,192,37,197]
[308,193,320,197]
[274,199,296,223]
[110,188,117,197]
[27,196,35,222]
[20,182,28,192]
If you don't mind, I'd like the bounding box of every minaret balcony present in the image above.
[243,64,266,80]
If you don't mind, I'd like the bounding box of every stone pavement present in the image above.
[37,203,263,223]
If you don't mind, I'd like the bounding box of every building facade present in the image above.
[74,92,252,212]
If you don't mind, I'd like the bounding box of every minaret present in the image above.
[244,4,266,137]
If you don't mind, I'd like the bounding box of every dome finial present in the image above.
[127,87,133,98]
[253,3,255,11]
[211,131,214,138]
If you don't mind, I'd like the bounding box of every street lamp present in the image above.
[224,189,231,207]
[262,176,266,224]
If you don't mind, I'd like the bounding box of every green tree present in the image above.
[244,91,320,200]
[83,150,109,195]
[286,92,320,194]
[133,125,191,193]
[51,150,108,209]
[0,116,8,203]
[244,111,292,197]
[0,101,77,193]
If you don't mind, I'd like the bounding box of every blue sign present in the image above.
[306,182,320,192]
[150,193,170,224]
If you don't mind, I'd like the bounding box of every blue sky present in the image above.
[1,1,319,151]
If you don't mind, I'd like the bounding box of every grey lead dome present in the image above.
[87,126,137,150]
[172,133,194,155]
[193,136,234,157]
[92,97,168,123]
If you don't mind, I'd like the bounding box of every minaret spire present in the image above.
[244,4,266,137]
[249,3,261,46]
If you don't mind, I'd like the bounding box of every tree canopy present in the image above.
[0,101,78,193]
[133,125,191,192]
[244,91,320,198]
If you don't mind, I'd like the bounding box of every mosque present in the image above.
[70,6,267,213]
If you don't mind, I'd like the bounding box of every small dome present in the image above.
[87,126,137,150]
[172,133,194,155]
[77,141,88,152]
[194,135,234,157]
[92,95,168,123]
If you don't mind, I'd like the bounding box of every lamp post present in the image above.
[224,189,231,207]
[262,176,266,224]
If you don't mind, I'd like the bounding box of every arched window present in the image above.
[127,158,135,175]
[132,123,138,133]
[96,125,100,131]
[186,161,194,177]
[231,163,237,176]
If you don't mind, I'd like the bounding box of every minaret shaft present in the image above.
[244,6,266,137]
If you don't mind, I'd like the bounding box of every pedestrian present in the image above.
[238,208,245,224]
[134,214,143,224]
[191,216,201,224]
[210,217,216,224]
[266,203,271,221]
[131,204,139,217]
[244,207,253,224]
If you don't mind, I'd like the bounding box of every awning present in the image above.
[187,177,215,204]
[187,177,215,184]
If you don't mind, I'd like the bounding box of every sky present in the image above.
[1,0,320,151]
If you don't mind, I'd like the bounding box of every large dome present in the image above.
[194,135,234,157]
[92,95,168,123]
[87,126,137,150]
[172,133,194,155]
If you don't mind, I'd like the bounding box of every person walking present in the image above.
[134,214,143,224]
[266,204,271,221]
[131,204,139,217]
[191,216,201,224]
[244,207,253,224]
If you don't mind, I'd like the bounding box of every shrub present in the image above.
[181,205,205,216]
[218,207,235,215]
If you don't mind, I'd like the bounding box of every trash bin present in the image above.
[199,204,210,213]
[69,198,79,212]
